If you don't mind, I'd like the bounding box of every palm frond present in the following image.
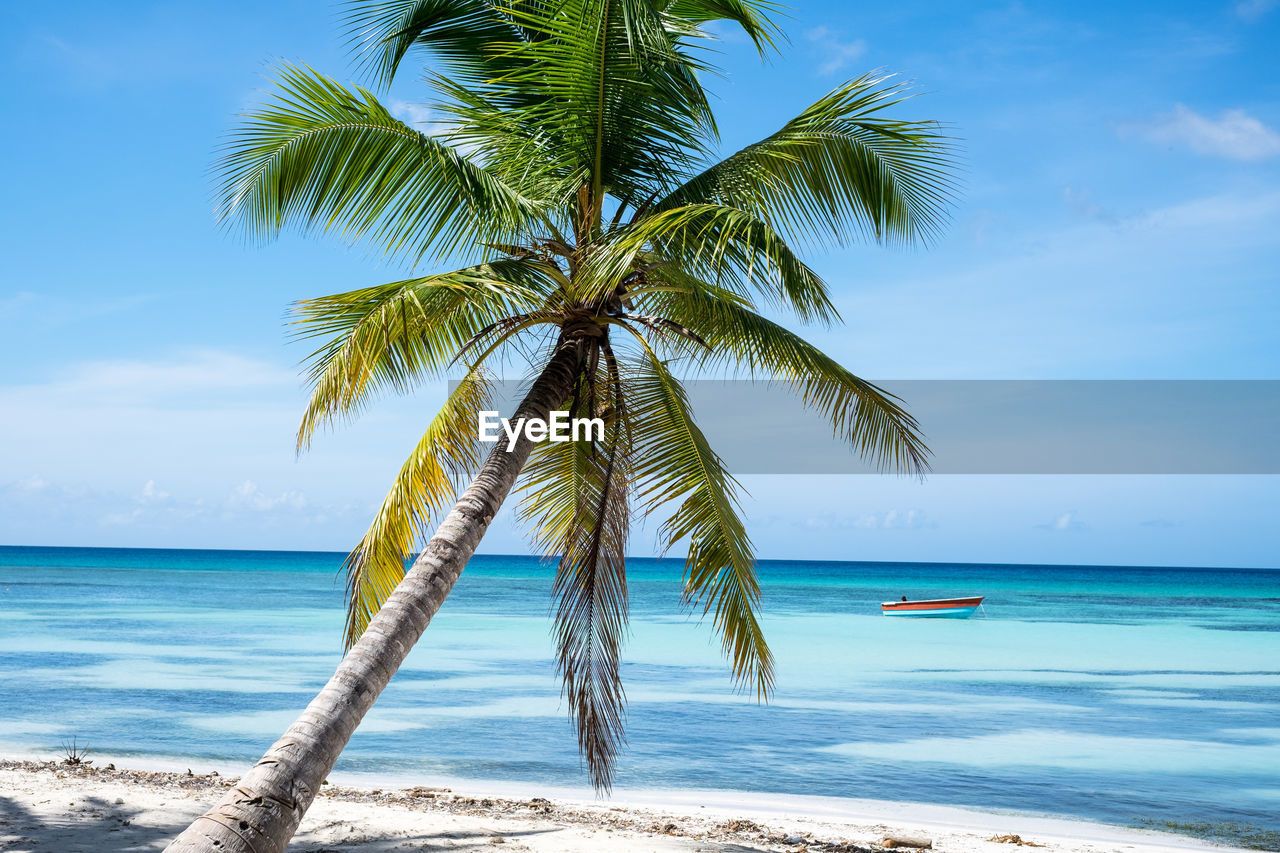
[342,366,492,646]
[216,64,540,262]
[342,0,528,88]
[616,338,773,699]
[664,0,783,55]
[593,203,837,323]
[450,309,564,368]
[294,260,561,449]
[656,72,959,248]
[460,0,716,209]
[518,351,631,790]
[649,275,930,475]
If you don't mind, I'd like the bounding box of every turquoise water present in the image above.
[1,546,1278,832]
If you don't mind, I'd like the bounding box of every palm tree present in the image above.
[167,1,955,850]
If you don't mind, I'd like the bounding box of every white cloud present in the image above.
[1235,0,1278,21]
[0,472,345,541]
[806,26,867,76]
[16,475,48,492]
[101,507,144,526]
[70,350,295,397]
[1061,186,1116,224]
[1134,188,1280,229]
[828,187,1280,378]
[1038,511,1084,532]
[0,290,157,331]
[389,100,482,156]
[228,480,308,512]
[1128,104,1280,161]
[0,351,302,489]
[0,349,418,548]
[140,479,169,502]
[389,99,436,131]
[804,508,933,530]
[1,350,298,415]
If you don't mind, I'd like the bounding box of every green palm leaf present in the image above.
[216,63,540,262]
[342,0,528,89]
[647,273,930,475]
[342,366,493,646]
[621,345,773,698]
[664,0,783,54]
[475,0,716,208]
[518,351,631,789]
[592,203,837,323]
[293,260,562,448]
[657,72,958,248]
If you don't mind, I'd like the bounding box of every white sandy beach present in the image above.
[0,757,1247,853]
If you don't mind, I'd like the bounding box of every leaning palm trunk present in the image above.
[166,335,587,853]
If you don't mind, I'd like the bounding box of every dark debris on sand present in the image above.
[0,759,881,852]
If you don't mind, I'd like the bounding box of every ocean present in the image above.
[1,546,1277,835]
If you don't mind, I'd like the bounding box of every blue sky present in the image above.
[1,1,1277,566]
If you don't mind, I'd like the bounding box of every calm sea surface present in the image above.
[1,546,1277,832]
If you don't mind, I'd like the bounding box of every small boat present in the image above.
[881,596,984,618]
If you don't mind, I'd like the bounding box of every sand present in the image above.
[0,758,1248,853]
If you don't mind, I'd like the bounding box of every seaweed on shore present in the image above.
[1135,818,1280,851]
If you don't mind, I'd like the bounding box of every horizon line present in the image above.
[1,542,1275,573]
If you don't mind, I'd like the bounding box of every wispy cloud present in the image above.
[21,18,217,93]
[2,473,350,539]
[1235,0,1278,21]
[50,350,296,400]
[805,26,867,76]
[389,100,480,155]
[832,187,1280,377]
[1126,104,1280,161]
[389,99,437,131]
[1062,186,1117,225]
[804,508,934,530]
[1037,511,1085,532]
[140,479,170,503]
[15,475,48,492]
[228,480,307,512]
[0,349,430,549]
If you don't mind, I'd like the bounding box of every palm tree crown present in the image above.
[217,0,956,791]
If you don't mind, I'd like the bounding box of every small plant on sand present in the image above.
[59,737,92,766]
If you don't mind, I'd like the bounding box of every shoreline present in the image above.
[0,755,1256,853]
